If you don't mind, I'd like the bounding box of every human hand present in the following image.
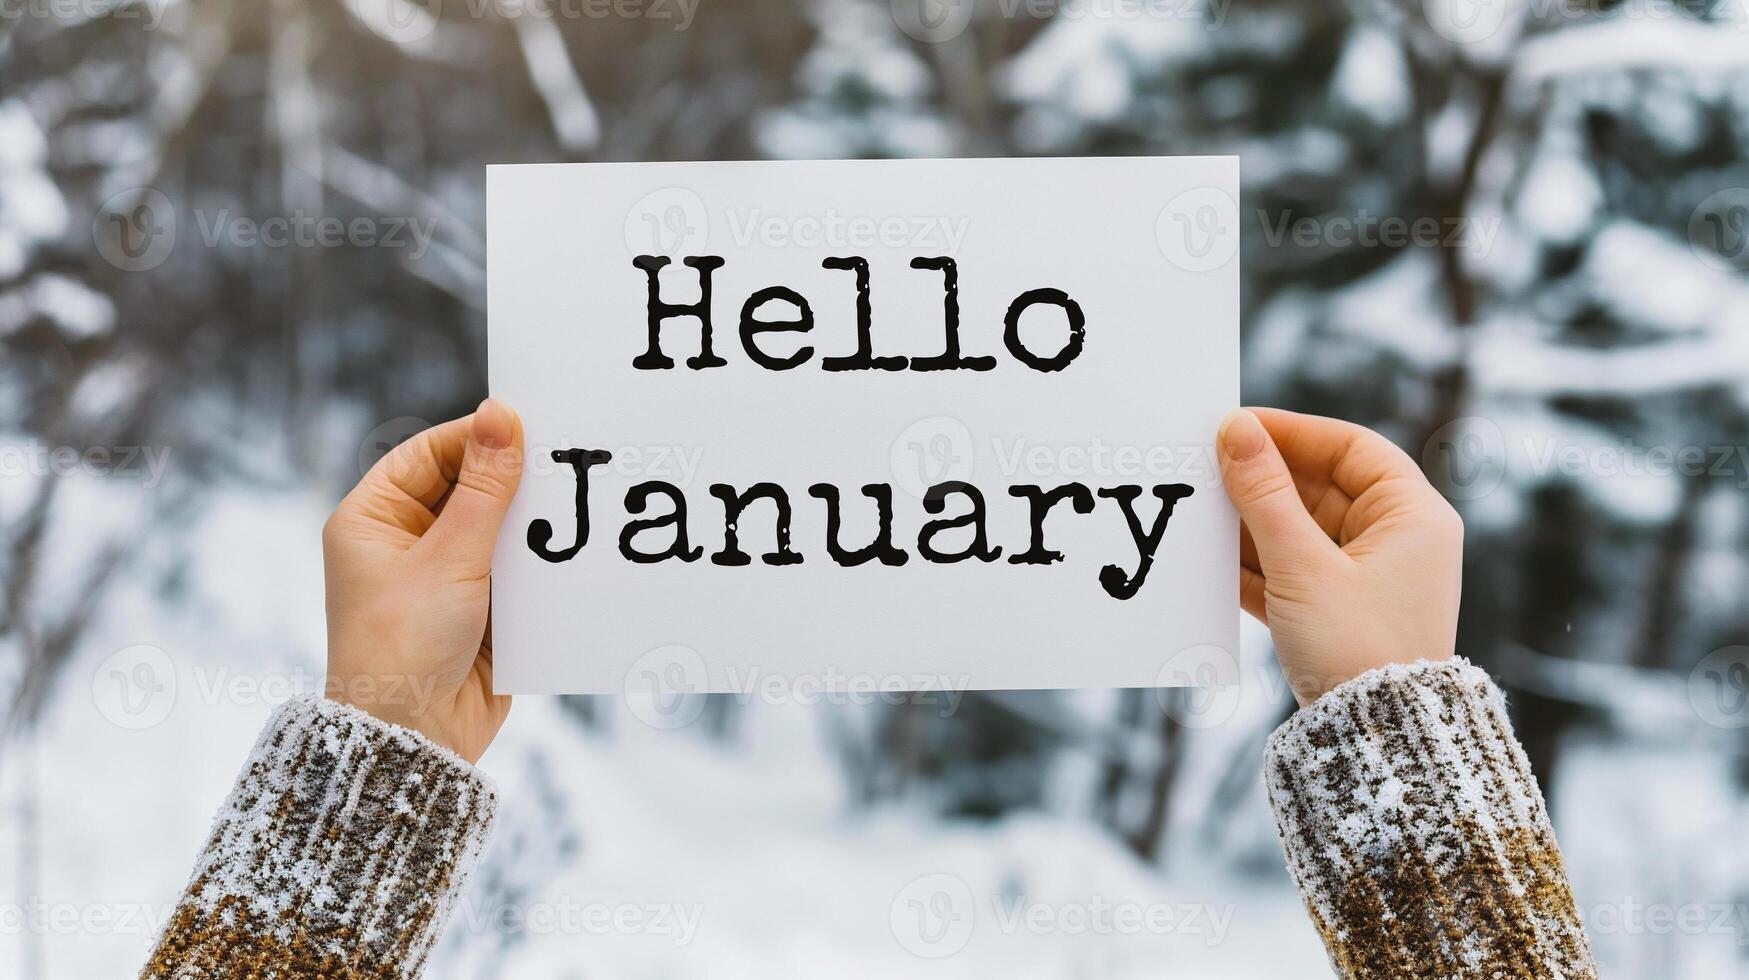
[1217,408,1463,706]
[322,399,524,763]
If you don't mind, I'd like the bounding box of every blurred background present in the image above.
[3,0,1749,976]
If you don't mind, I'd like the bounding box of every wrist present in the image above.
[1280,651,1456,708]
[324,669,450,749]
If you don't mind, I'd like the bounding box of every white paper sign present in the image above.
[489,157,1239,696]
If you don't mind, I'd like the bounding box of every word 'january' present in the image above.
[526,255,1200,600]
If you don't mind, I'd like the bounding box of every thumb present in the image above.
[425,398,524,578]
[1218,408,1336,576]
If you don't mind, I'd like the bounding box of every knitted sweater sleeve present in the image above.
[140,696,497,980]
[1264,658,1599,979]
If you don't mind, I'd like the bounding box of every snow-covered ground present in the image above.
[1,477,1743,979]
[0,477,1334,978]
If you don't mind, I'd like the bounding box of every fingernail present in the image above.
[1219,409,1265,462]
[474,398,515,450]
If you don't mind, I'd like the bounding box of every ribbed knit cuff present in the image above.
[142,697,498,980]
[1263,658,1598,979]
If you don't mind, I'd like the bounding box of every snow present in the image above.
[1583,221,1749,337]
[67,359,148,425]
[1330,25,1411,126]
[511,16,600,154]
[1494,401,1687,525]
[1470,323,1749,401]
[1002,20,1205,119]
[1514,17,1749,85]
[999,10,1306,137]
[1515,145,1600,244]
[1317,253,1461,370]
[1554,737,1749,979]
[1236,128,1352,187]
[436,702,1331,978]
[798,1,936,103]
[1246,253,1459,379]
[755,0,956,160]
[0,476,1334,979]
[1425,99,1477,186]
[0,100,68,280]
[6,5,1748,978]
[1420,0,1527,65]
[1461,221,1749,410]
[29,274,116,338]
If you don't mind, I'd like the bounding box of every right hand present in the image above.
[1216,408,1464,706]
[323,399,525,763]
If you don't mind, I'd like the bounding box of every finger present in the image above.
[1239,563,1268,623]
[1219,409,1340,576]
[471,654,512,722]
[1251,407,1431,504]
[480,601,494,664]
[1252,407,1452,544]
[1239,521,1260,575]
[343,416,475,539]
[1241,483,1353,564]
[420,399,525,580]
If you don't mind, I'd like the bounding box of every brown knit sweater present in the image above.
[1265,658,1598,978]
[140,697,496,980]
[141,659,1596,979]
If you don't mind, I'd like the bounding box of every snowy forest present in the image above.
[3,0,1749,976]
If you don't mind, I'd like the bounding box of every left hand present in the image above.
[1217,408,1463,705]
[322,399,524,763]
